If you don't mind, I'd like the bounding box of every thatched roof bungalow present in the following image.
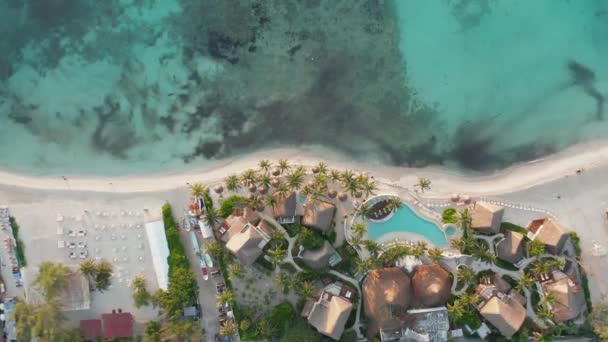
[471,202,504,234]
[526,217,569,255]
[302,200,336,232]
[411,263,452,308]
[496,230,525,265]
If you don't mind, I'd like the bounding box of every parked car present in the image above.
[215,283,225,294]
[210,269,221,278]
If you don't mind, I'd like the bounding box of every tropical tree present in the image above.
[313,173,329,189]
[355,203,371,219]
[259,159,272,173]
[516,275,535,292]
[380,245,412,264]
[167,318,205,341]
[349,234,363,250]
[144,321,162,342]
[355,257,377,273]
[220,319,238,337]
[269,228,286,243]
[12,299,35,341]
[275,273,290,289]
[362,178,378,197]
[265,194,277,209]
[536,305,554,321]
[314,162,328,175]
[203,208,220,228]
[531,260,551,277]
[80,257,97,286]
[298,280,314,298]
[539,293,557,307]
[415,178,432,193]
[11,299,69,342]
[411,241,428,258]
[457,208,472,231]
[529,239,546,258]
[329,169,342,183]
[224,175,240,192]
[548,257,566,269]
[34,261,70,300]
[427,247,444,263]
[229,263,245,279]
[351,222,367,238]
[590,303,608,339]
[362,240,381,257]
[287,171,304,191]
[457,266,476,285]
[277,159,291,174]
[241,169,259,186]
[269,246,287,267]
[95,259,113,292]
[386,197,403,212]
[205,240,224,260]
[274,182,291,199]
[190,182,207,199]
[259,173,272,188]
[132,275,151,308]
[216,288,235,307]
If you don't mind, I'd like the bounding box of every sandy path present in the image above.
[0,140,607,196]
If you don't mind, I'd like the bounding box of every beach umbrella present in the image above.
[338,192,348,202]
[328,189,337,199]
[450,193,460,202]
[354,191,363,198]
[259,184,269,195]
[461,195,471,204]
[272,167,281,176]
[271,178,281,187]
[307,180,316,188]
[312,167,319,174]
[214,185,224,194]
[248,193,255,200]
[249,184,257,193]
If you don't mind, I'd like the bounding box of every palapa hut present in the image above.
[471,202,504,234]
[542,270,587,323]
[214,185,223,194]
[273,191,297,224]
[526,217,569,255]
[362,267,412,339]
[301,241,340,270]
[225,223,270,265]
[306,292,353,340]
[496,230,525,265]
[479,296,526,338]
[302,200,336,232]
[327,189,337,199]
[411,263,452,308]
[337,192,348,202]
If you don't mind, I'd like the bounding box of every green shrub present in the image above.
[284,223,302,237]
[255,255,275,271]
[442,208,457,224]
[570,232,581,257]
[501,222,528,235]
[334,243,360,276]
[9,217,26,267]
[203,188,214,211]
[299,227,324,250]
[324,230,337,244]
[219,195,248,218]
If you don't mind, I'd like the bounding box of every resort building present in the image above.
[539,270,587,323]
[80,319,102,341]
[496,230,525,265]
[22,266,91,311]
[301,281,354,340]
[470,202,504,234]
[273,191,298,224]
[102,311,134,339]
[300,241,342,270]
[362,267,412,341]
[221,216,272,265]
[526,217,569,255]
[403,307,450,342]
[411,264,451,308]
[475,274,526,338]
[302,200,336,232]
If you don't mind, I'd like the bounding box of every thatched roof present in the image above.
[526,218,568,254]
[496,230,525,264]
[225,224,267,265]
[23,266,91,311]
[302,241,337,270]
[471,202,504,234]
[328,189,337,198]
[302,200,336,232]
[338,192,348,202]
[362,267,412,339]
[411,264,452,308]
[273,191,297,218]
[241,207,261,226]
[542,271,586,322]
[480,296,526,337]
[307,295,353,340]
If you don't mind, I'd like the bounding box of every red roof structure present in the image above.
[80,319,102,341]
[102,312,133,338]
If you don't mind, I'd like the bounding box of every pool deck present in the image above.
[375,231,437,247]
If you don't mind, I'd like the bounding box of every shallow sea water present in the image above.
[0,0,606,175]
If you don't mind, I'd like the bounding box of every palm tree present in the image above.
[313,173,329,189]
[340,170,355,185]
[529,239,546,258]
[190,182,207,199]
[351,222,367,238]
[203,208,220,228]
[362,240,381,256]
[315,162,328,175]
[386,197,403,212]
[287,171,304,191]
[220,319,238,337]
[206,240,224,260]
[457,208,472,230]
[80,257,97,283]
[95,260,113,292]
[131,275,147,289]
[362,178,378,197]
[415,178,432,193]
[269,246,287,267]
[224,175,240,192]
[265,194,277,209]
[259,173,272,189]
[274,182,290,199]
[355,203,371,219]
[411,241,428,258]
[548,257,566,269]
[299,280,314,298]
[532,260,550,277]
[247,195,263,211]
[277,159,291,174]
[516,275,535,292]
[293,165,307,176]
[427,247,443,263]
[536,305,554,321]
[34,261,70,300]
[259,160,272,173]
[356,257,375,273]
[350,234,363,249]
[229,264,244,279]
[343,177,362,197]
[457,266,476,285]
[540,293,557,307]
[241,169,259,186]
[329,169,342,183]
[217,288,235,306]
[274,273,290,289]
[269,228,285,242]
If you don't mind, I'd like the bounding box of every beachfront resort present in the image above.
[0,158,605,341]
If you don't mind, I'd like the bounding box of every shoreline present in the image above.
[1,140,608,196]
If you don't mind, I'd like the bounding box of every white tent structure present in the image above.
[145,221,169,290]
[198,220,214,239]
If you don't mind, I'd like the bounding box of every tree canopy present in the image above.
[34,261,70,300]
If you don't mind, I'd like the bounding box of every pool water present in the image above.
[367,204,448,247]
[445,225,457,236]
[299,194,307,204]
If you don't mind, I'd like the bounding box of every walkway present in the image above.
[471,234,503,254]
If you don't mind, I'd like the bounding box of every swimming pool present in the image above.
[366,203,448,247]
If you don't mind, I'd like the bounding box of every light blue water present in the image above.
[367,204,448,247]
[299,194,307,204]
[0,1,606,175]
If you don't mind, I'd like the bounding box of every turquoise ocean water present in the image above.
[0,0,606,175]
